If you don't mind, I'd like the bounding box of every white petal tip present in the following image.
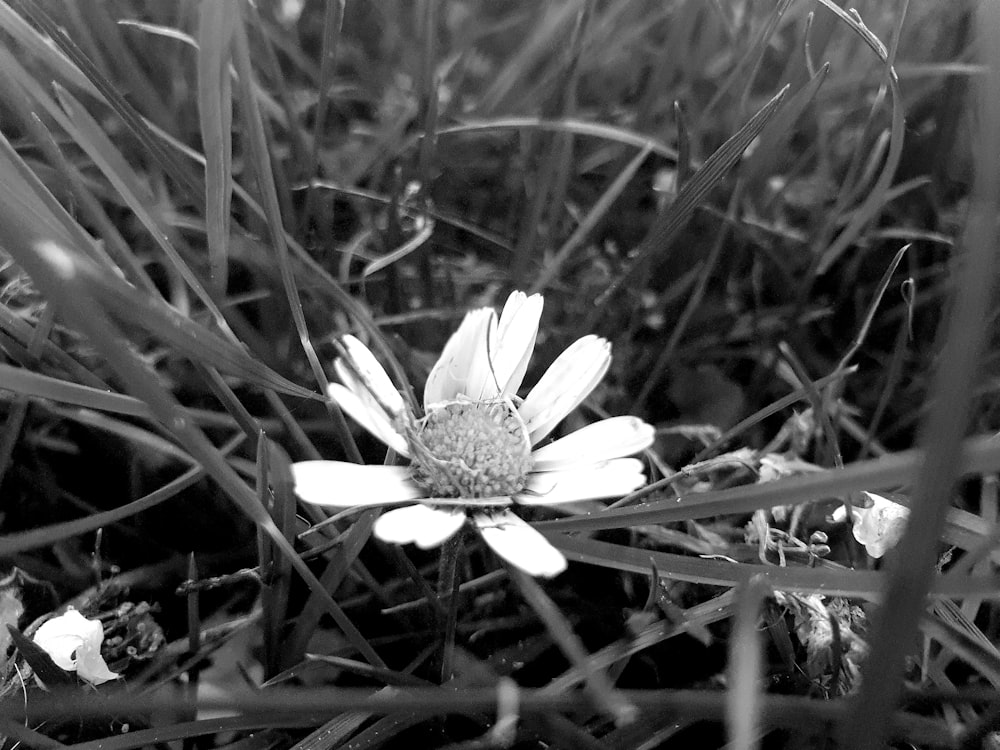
[475,512,567,577]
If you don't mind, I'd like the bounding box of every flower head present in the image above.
[293,291,655,577]
[831,491,909,558]
[32,608,119,685]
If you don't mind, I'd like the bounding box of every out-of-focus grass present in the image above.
[0,1,996,748]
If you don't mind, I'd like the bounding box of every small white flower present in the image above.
[293,291,655,577]
[32,608,119,685]
[831,491,909,558]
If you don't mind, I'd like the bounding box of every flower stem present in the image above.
[437,532,463,682]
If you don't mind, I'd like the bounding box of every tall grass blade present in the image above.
[842,4,1000,747]
[8,0,201,200]
[813,2,906,275]
[727,576,771,750]
[196,0,236,292]
[229,11,362,464]
[548,535,1000,600]
[590,86,788,320]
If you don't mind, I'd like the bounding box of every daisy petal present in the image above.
[474,511,567,577]
[518,336,612,444]
[518,458,647,504]
[374,504,466,549]
[337,335,404,416]
[530,416,655,471]
[327,383,409,456]
[424,308,494,408]
[492,291,543,396]
[291,461,423,506]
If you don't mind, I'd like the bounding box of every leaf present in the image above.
[7,625,74,687]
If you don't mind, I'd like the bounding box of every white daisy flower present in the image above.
[292,291,655,577]
[831,491,909,559]
[32,608,119,685]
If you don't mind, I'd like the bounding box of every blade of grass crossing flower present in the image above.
[196,0,236,292]
[588,86,788,328]
[508,566,635,726]
[727,575,771,750]
[229,12,362,464]
[12,239,383,668]
[843,4,1000,747]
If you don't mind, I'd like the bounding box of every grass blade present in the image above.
[536,433,1000,535]
[842,3,1000,747]
[588,85,788,325]
[548,534,1000,600]
[229,10,362,464]
[196,0,237,291]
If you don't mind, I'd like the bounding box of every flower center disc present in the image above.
[409,399,532,499]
